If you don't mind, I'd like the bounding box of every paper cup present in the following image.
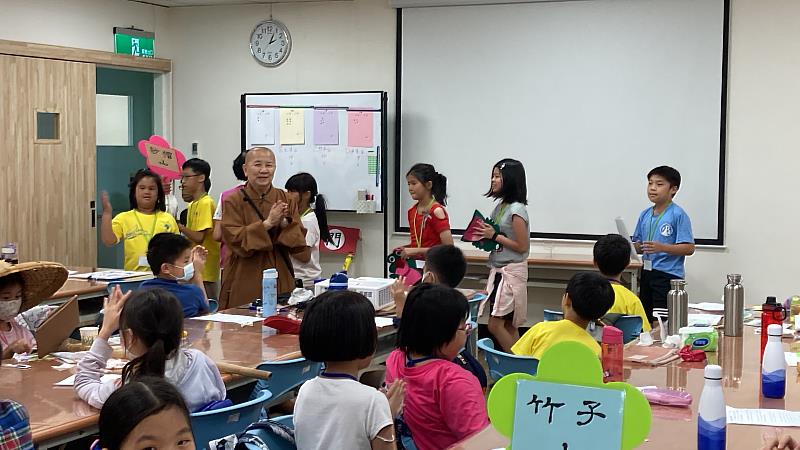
[79,326,99,346]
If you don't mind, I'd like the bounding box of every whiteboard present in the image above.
[398,0,725,243]
[242,92,386,212]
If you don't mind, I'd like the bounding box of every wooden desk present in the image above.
[0,310,302,449]
[454,328,795,449]
[47,279,108,303]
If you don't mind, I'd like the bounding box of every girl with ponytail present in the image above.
[285,173,332,288]
[401,163,454,259]
[75,286,226,412]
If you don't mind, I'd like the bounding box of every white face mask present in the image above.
[0,299,22,321]
[173,262,194,282]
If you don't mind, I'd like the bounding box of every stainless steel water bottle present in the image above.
[667,279,688,335]
[723,274,744,337]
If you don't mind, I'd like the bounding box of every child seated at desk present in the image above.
[0,261,68,359]
[386,284,488,450]
[139,233,209,318]
[95,376,194,450]
[594,234,651,331]
[512,272,614,359]
[75,287,225,411]
[295,290,404,450]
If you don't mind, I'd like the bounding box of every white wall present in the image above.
[0,0,170,53]
[164,0,396,277]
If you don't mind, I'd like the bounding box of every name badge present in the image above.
[138,255,150,268]
[643,259,653,271]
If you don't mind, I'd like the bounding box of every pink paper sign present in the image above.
[137,135,187,181]
[347,111,374,148]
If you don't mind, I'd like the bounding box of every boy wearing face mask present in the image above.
[0,261,69,359]
[139,234,209,318]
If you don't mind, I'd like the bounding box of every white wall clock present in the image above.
[249,19,291,67]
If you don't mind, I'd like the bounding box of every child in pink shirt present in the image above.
[385,284,489,450]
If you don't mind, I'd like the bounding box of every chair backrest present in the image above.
[614,315,644,344]
[467,293,486,320]
[190,390,272,450]
[106,280,145,295]
[253,358,323,407]
[543,309,564,321]
[477,338,538,383]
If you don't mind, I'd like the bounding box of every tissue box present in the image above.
[679,326,718,352]
[314,277,394,310]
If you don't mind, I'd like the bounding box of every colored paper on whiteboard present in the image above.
[348,111,374,148]
[512,379,624,450]
[248,108,276,145]
[368,150,378,175]
[280,108,305,145]
[313,109,339,145]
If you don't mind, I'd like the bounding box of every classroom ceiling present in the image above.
[131,0,348,6]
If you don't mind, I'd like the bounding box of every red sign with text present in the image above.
[321,226,360,254]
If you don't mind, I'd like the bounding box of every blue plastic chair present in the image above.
[614,315,644,344]
[467,293,486,321]
[543,309,564,321]
[190,389,272,450]
[207,299,219,313]
[106,279,145,295]
[465,319,478,356]
[251,358,323,409]
[477,338,538,383]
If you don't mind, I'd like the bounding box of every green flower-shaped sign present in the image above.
[487,341,651,449]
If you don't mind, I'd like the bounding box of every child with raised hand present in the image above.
[96,376,194,450]
[479,158,530,352]
[386,284,488,450]
[512,272,614,359]
[401,163,453,260]
[295,290,404,450]
[75,287,226,411]
[139,233,209,318]
[100,169,180,272]
[285,172,333,288]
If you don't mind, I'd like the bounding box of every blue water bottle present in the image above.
[262,268,278,318]
[698,364,726,450]
[762,323,786,398]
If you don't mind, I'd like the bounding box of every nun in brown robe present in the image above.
[219,147,309,309]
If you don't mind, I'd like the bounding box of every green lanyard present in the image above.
[133,211,158,243]
[301,207,312,217]
[412,198,436,248]
[494,203,509,223]
[647,203,672,241]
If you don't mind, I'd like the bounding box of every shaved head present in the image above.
[245,147,274,163]
[244,147,277,190]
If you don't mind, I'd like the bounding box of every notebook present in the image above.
[35,295,79,358]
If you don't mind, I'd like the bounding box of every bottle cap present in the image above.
[328,272,349,290]
[768,323,783,337]
[704,364,722,380]
[262,268,278,278]
[766,296,778,305]
[602,325,624,344]
[727,274,742,283]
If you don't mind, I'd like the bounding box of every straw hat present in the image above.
[0,261,69,312]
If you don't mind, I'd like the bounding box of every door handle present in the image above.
[90,200,96,228]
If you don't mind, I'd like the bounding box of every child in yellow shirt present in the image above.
[593,234,651,332]
[179,158,221,299]
[511,272,614,359]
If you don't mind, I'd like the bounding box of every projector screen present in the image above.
[397,0,727,244]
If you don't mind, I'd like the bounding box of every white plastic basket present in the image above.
[314,277,394,309]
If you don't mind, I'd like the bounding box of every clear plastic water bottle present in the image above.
[698,364,726,450]
[262,268,278,318]
[762,323,786,398]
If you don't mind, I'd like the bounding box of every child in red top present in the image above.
[402,163,453,259]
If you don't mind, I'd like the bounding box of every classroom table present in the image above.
[452,327,799,449]
[461,249,643,294]
[0,309,301,449]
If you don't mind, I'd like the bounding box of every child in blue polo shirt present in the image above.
[140,233,209,317]
[632,166,695,324]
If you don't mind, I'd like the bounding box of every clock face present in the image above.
[250,20,291,67]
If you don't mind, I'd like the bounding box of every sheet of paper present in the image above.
[55,374,120,387]
[280,108,305,145]
[188,313,263,326]
[375,317,395,328]
[248,108,276,145]
[687,313,723,326]
[689,302,726,312]
[726,406,800,427]
[71,270,143,281]
[785,352,799,367]
[348,111,374,148]
[614,217,641,262]
[67,270,78,276]
[313,109,339,145]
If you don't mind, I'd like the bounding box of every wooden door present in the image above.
[0,55,96,266]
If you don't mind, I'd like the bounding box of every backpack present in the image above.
[453,348,488,388]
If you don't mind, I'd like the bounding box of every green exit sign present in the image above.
[114,27,155,58]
